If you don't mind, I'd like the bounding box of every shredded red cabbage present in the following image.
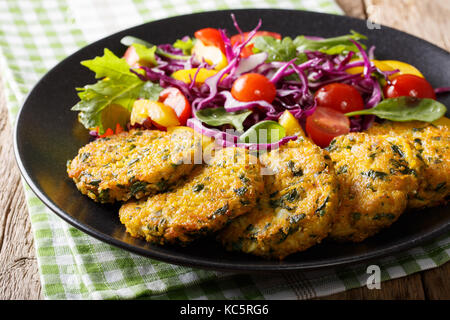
[130,15,416,148]
[435,87,450,94]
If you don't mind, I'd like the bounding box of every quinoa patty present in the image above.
[67,128,201,203]
[328,132,424,242]
[119,147,264,245]
[366,120,450,208]
[218,138,339,260]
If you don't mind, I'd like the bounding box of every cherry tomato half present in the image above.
[305,107,350,148]
[194,28,226,53]
[231,73,277,103]
[123,46,140,68]
[383,74,436,99]
[314,83,364,114]
[158,87,192,125]
[230,31,282,58]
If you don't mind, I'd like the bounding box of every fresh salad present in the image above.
[71,15,449,149]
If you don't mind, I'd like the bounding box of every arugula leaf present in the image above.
[252,36,297,62]
[195,107,252,132]
[239,120,286,144]
[345,97,447,122]
[173,37,195,55]
[293,30,367,54]
[72,48,162,133]
[252,31,367,63]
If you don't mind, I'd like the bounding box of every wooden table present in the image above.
[0,0,449,300]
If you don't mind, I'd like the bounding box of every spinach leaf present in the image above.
[239,120,286,144]
[345,97,447,122]
[195,107,252,132]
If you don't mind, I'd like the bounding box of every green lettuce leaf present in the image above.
[71,48,162,133]
[131,43,157,66]
[173,37,195,55]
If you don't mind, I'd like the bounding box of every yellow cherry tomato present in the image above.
[131,100,180,128]
[172,68,226,85]
[278,110,305,137]
[192,40,228,70]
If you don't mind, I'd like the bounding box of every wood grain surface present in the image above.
[0,0,448,300]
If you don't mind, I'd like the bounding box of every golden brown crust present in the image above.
[67,128,201,203]
[366,121,450,208]
[119,147,264,245]
[328,132,424,242]
[218,138,339,259]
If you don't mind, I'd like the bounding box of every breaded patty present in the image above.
[218,138,339,260]
[67,128,201,203]
[366,120,450,208]
[328,133,424,242]
[119,147,264,245]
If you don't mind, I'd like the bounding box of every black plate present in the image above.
[14,9,450,271]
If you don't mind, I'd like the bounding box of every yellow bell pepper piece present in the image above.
[172,68,226,85]
[192,40,228,70]
[346,59,424,79]
[346,59,393,75]
[278,110,305,137]
[131,100,180,128]
[381,60,424,78]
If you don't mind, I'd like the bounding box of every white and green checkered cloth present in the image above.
[1,0,449,300]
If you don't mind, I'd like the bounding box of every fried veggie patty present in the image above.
[328,132,424,242]
[67,128,201,203]
[366,120,450,208]
[218,138,339,260]
[119,147,264,245]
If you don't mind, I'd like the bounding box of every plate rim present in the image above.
[13,8,450,272]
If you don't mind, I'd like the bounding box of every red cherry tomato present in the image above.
[99,127,114,138]
[230,31,282,58]
[231,73,277,103]
[305,107,350,148]
[123,46,140,68]
[158,87,192,125]
[314,83,364,113]
[115,123,124,134]
[194,28,226,53]
[384,74,436,99]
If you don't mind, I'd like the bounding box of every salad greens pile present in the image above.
[71,15,447,148]
[72,49,162,133]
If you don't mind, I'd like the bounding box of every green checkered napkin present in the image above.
[1,0,449,300]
